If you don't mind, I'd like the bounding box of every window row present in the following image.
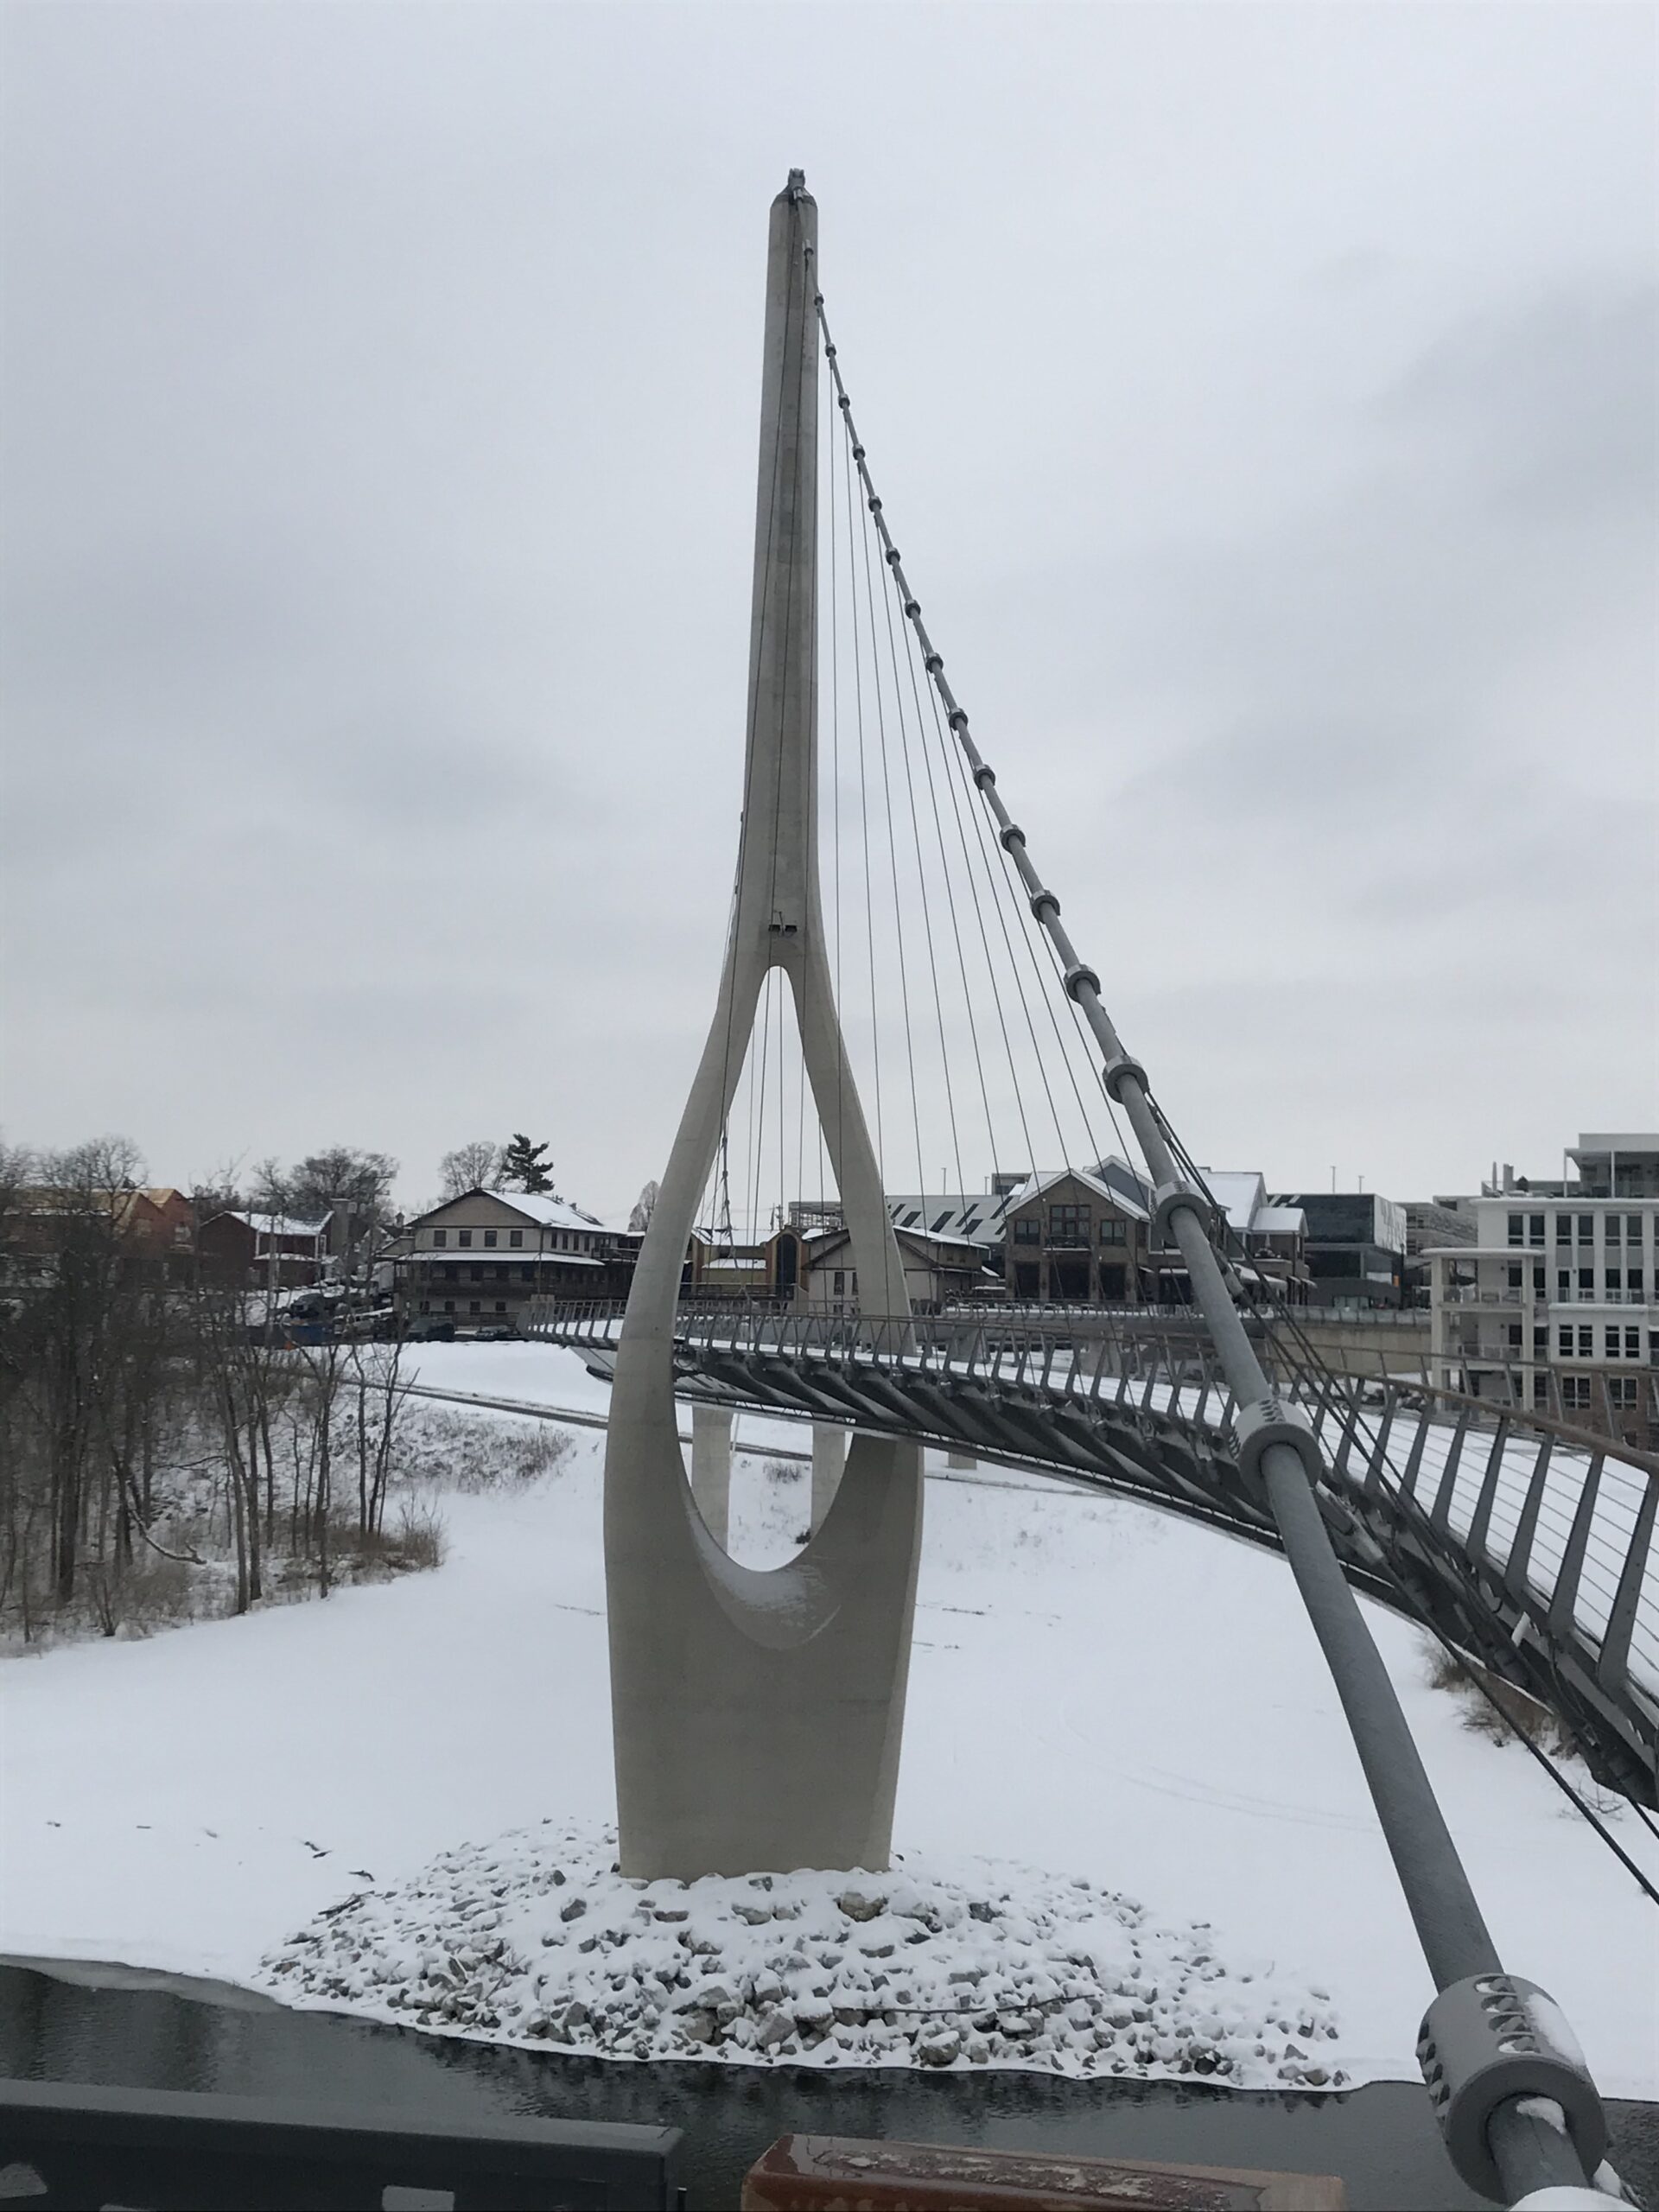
[1508,1211,1650,1247]
[1013,1213,1134,1245]
[430,1226,595,1251]
[1560,1376,1643,1410]
[419,1300,510,1316]
[1507,1263,1648,1296]
[428,1262,553,1283]
[1555,1325,1647,1359]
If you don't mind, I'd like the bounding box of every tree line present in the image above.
[0,1137,426,1645]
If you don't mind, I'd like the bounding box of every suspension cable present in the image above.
[813,282,1611,2202]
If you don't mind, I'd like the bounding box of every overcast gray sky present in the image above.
[3,2,1655,1219]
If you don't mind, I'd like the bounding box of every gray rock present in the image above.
[559,1897,587,1923]
[731,1902,772,1925]
[652,1908,690,1923]
[967,1901,995,1924]
[918,2029,962,2066]
[677,2011,715,2045]
[836,1889,887,1923]
[757,2008,795,2049]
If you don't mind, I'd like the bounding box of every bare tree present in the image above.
[628,1179,660,1234]
[440,1141,502,1199]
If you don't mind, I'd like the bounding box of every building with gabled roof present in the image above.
[396,1187,639,1336]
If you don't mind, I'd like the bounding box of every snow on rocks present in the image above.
[257,1819,1345,2086]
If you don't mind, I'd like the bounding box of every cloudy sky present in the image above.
[3,2,1654,1219]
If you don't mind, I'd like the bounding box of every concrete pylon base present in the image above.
[607,1341,924,1878]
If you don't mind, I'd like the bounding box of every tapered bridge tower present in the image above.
[602,172,924,1881]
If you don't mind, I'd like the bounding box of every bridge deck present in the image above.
[528,1303,1659,1807]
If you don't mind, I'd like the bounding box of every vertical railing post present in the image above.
[1597,1469,1658,1695]
[1547,1453,1605,1645]
[1503,1437,1555,1606]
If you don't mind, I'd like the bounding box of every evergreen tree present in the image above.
[499,1133,555,1194]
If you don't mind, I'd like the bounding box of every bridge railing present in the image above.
[526,1296,1659,1748]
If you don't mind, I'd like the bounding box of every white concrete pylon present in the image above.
[601,173,925,1881]
[690,1405,733,1549]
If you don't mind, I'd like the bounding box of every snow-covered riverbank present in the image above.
[4,1344,1656,2095]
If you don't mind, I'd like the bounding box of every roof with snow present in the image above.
[1189,1174,1306,1241]
[220,1211,331,1239]
[885,1194,1014,1245]
[415,1189,606,1233]
[996,1165,1151,1223]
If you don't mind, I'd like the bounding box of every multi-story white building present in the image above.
[1426,1133,1659,1445]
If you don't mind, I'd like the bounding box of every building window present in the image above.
[1630,1268,1645,1298]
[1014,1262,1039,1296]
[1529,1214,1545,1246]
[432,1229,448,1248]
[1558,1326,1573,1355]
[1605,1216,1622,1246]
[1557,1271,1571,1298]
[484,1230,498,1248]
[1579,1268,1594,1294]
[1048,1205,1090,1246]
[1533,1327,1548,1351]
[1532,1266,1546,1293]
[1099,1264,1127,1300]
[1100,1218,1126,1245]
[1507,1263,1522,1289]
[419,1300,429,1313]
[520,1265,534,1282]
[1562,1377,1591,1411]
[458,1230,474,1249]
[1578,1326,1593,1357]
[495,1300,507,1313]
[1507,1213,1523,1247]
[1533,1374,1548,1406]
[833,1270,846,1294]
[1014,1217,1039,1244]
[510,1230,524,1248]
[443,1299,454,1313]
[471,1265,483,1282]
[1577,1214,1593,1243]
[1605,1326,1620,1358]
[1629,1213,1644,1244]
[1611,1378,1638,1408]
[1554,1214,1571,1243]
[442,1264,456,1281]
[1506,1323,1522,1348]
[1627,1327,1642,1358]
[469,1300,481,1314]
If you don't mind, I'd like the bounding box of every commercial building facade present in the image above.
[1426,1135,1659,1446]
[397,1189,639,1335]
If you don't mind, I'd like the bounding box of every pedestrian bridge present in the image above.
[531,1297,1659,1810]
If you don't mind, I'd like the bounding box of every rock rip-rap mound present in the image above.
[260,1821,1344,2083]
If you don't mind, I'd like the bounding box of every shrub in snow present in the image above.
[396,1409,573,1493]
[260,1819,1346,2088]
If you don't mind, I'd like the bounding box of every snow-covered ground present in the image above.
[3,1342,1656,2098]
